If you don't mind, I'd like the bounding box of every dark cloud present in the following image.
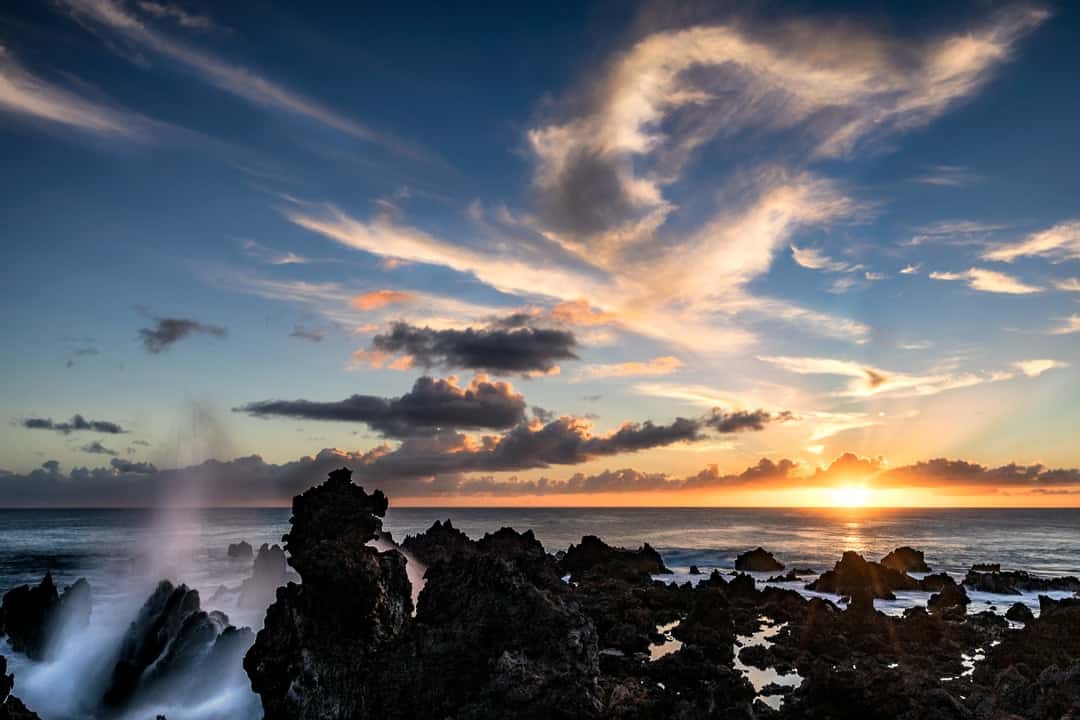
[532,406,556,423]
[289,324,325,343]
[878,458,1080,488]
[110,458,157,474]
[704,409,795,433]
[682,458,799,490]
[80,441,117,456]
[350,415,703,482]
[236,376,527,438]
[367,322,578,374]
[811,452,885,483]
[535,147,644,239]
[139,317,226,353]
[20,414,127,434]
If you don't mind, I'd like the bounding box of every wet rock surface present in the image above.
[0,655,41,720]
[227,540,254,560]
[964,566,1080,595]
[0,573,90,661]
[736,547,785,572]
[231,473,1080,720]
[881,546,932,574]
[105,580,254,711]
[806,550,920,599]
[560,534,669,581]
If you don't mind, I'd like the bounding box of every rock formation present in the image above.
[0,574,90,660]
[238,543,292,608]
[735,547,785,572]
[0,656,41,720]
[881,546,932,573]
[964,566,1080,595]
[806,550,919,599]
[227,540,254,560]
[560,535,670,581]
[104,580,253,712]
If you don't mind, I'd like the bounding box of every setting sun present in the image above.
[831,485,872,507]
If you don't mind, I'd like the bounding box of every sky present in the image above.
[1,0,1078,507]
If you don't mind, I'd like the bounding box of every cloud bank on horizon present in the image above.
[1,0,1078,504]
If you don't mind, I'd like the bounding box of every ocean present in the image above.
[2,506,1079,719]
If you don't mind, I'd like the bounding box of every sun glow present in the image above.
[831,484,872,507]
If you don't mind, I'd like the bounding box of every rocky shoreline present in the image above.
[2,467,1079,719]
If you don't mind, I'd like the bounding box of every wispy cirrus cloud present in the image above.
[790,244,850,272]
[982,219,1080,263]
[0,45,146,137]
[1049,314,1080,335]
[575,356,683,381]
[57,0,421,157]
[929,267,1042,294]
[758,354,1009,399]
[912,164,982,187]
[907,220,1008,247]
[1013,359,1068,378]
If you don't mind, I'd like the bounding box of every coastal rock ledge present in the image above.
[243,467,1080,720]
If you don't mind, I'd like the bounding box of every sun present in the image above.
[831,485,871,507]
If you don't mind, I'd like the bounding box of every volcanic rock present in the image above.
[926,578,969,617]
[244,467,409,719]
[560,535,669,581]
[0,655,41,720]
[689,565,701,575]
[881,546,932,574]
[735,547,785,572]
[104,580,253,710]
[0,574,90,661]
[227,540,254,560]
[1006,602,1035,623]
[964,567,1080,595]
[401,518,477,568]
[807,551,919,599]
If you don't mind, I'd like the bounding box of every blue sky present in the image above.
[1,0,1078,505]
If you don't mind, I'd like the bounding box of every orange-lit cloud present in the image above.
[350,289,417,311]
[577,356,683,381]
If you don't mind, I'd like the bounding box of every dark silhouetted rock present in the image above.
[401,518,477,568]
[972,563,1000,572]
[1006,602,1035,623]
[244,467,412,719]
[926,577,969,617]
[245,467,605,719]
[104,580,252,711]
[807,550,919,599]
[688,565,701,575]
[227,540,254,560]
[560,535,669,581]
[1,655,42,720]
[768,569,800,583]
[964,567,1080,595]
[881,546,931,574]
[1,574,90,661]
[734,547,784,572]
